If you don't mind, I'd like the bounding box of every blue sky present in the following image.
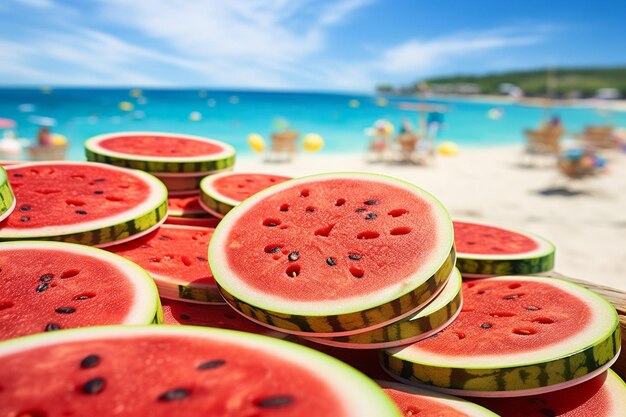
[0,0,624,91]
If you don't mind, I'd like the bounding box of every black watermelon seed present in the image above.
[197,359,226,370]
[481,323,493,329]
[19,205,31,211]
[158,236,172,241]
[326,257,337,266]
[80,354,101,369]
[305,207,315,213]
[288,251,299,262]
[158,388,190,402]
[525,306,540,311]
[266,246,282,254]
[364,200,380,205]
[94,190,104,195]
[364,213,377,220]
[13,173,24,177]
[39,274,54,282]
[355,208,366,213]
[196,256,207,262]
[540,409,556,417]
[256,395,294,408]
[94,178,106,182]
[45,323,61,331]
[180,314,191,320]
[36,283,49,293]
[20,216,30,222]
[74,295,90,300]
[82,377,106,395]
[348,254,362,260]
[75,210,88,215]
[55,307,76,314]
[504,294,519,300]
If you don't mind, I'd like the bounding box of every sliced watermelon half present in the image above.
[306,267,463,349]
[0,241,161,342]
[0,326,402,417]
[380,380,499,416]
[85,131,236,174]
[382,275,620,397]
[210,172,455,337]
[165,195,221,228]
[153,171,233,196]
[474,370,626,416]
[0,161,167,246]
[454,220,555,277]
[0,165,16,223]
[199,172,291,218]
[107,224,222,304]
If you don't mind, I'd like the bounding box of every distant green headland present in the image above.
[378,67,626,99]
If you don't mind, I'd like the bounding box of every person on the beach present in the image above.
[37,127,53,146]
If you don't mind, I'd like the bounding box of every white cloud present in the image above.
[378,29,544,76]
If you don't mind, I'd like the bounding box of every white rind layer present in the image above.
[0,325,401,417]
[388,275,619,368]
[209,172,454,316]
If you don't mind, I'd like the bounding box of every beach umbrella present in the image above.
[303,133,324,152]
[0,118,16,129]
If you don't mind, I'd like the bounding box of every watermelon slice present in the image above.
[382,275,620,397]
[306,267,462,349]
[85,131,236,174]
[380,380,499,416]
[0,165,15,223]
[199,172,291,218]
[454,221,555,277]
[0,161,167,246]
[474,370,626,416]
[0,241,161,342]
[107,224,222,304]
[0,326,402,416]
[165,195,221,228]
[210,172,455,336]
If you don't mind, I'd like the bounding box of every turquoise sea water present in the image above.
[0,88,624,161]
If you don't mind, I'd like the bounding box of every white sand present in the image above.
[236,146,626,291]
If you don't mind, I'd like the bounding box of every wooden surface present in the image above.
[549,272,626,380]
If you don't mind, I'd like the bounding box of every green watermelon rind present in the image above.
[454,221,556,277]
[210,172,455,334]
[0,162,168,247]
[305,268,463,348]
[84,131,236,174]
[378,379,500,416]
[382,275,621,395]
[0,240,162,341]
[0,166,16,223]
[0,325,402,417]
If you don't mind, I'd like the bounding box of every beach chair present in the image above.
[394,132,421,164]
[521,123,564,167]
[268,130,299,162]
[27,144,67,161]
[576,125,619,150]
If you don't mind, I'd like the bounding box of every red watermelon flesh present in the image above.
[0,326,401,417]
[98,134,224,157]
[3,163,151,229]
[453,221,538,255]
[106,224,221,303]
[474,370,626,416]
[0,241,159,341]
[213,173,291,202]
[220,177,442,302]
[415,278,589,356]
[161,298,279,336]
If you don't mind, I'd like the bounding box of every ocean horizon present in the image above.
[1,88,623,161]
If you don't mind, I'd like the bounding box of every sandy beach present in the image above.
[236,145,626,292]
